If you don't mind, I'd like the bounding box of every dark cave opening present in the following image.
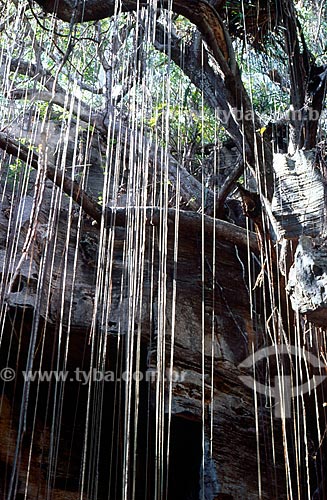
[1,311,207,499]
[166,417,202,500]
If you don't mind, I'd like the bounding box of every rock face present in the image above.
[0,182,290,498]
[272,150,327,326]
[0,130,323,500]
[287,235,327,325]
[272,150,325,239]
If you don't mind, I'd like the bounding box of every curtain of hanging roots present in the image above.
[0,0,326,499]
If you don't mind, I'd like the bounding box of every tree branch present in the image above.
[8,89,106,133]
[1,57,62,92]
[0,131,103,223]
[105,206,258,252]
[154,23,244,151]
[33,0,274,199]
[6,56,104,95]
[0,131,257,251]
[153,19,273,200]
[215,155,244,216]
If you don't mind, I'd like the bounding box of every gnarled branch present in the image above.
[0,131,257,251]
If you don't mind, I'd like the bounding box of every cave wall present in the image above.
[0,174,289,499]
